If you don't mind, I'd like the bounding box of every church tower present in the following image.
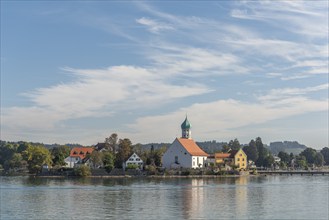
[181,116,192,139]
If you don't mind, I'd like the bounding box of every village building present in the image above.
[214,148,248,170]
[125,153,143,169]
[64,147,94,168]
[162,117,208,169]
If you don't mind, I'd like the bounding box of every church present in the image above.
[162,117,208,169]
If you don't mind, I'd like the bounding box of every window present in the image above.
[136,158,140,161]
[237,158,240,161]
[242,158,245,161]
[175,156,178,164]
[242,163,245,166]
[240,154,242,156]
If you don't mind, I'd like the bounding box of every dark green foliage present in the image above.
[228,138,241,151]
[255,137,268,167]
[314,153,324,166]
[264,155,275,168]
[243,140,258,162]
[51,145,70,166]
[278,151,290,163]
[300,148,317,164]
[115,138,132,168]
[320,147,329,165]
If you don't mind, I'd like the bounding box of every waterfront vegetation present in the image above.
[1,135,328,177]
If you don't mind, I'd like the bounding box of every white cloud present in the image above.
[126,95,328,143]
[136,17,174,33]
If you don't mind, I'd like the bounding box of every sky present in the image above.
[1,1,328,149]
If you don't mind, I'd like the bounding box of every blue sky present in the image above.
[1,1,328,148]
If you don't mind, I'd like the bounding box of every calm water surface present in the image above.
[0,175,328,219]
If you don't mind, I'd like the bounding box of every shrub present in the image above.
[126,164,139,170]
[74,165,91,177]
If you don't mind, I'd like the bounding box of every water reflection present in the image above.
[1,176,328,219]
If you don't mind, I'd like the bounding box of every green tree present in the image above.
[0,142,18,168]
[115,138,132,168]
[221,144,231,153]
[102,151,115,172]
[300,148,317,164]
[295,155,307,169]
[23,145,52,174]
[320,147,329,165]
[90,151,103,169]
[264,155,275,168]
[255,137,268,167]
[51,145,70,166]
[105,133,118,152]
[314,152,324,167]
[74,165,91,176]
[228,138,241,151]
[278,151,290,164]
[243,140,258,162]
[5,153,25,171]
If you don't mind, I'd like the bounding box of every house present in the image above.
[214,148,248,170]
[125,153,143,169]
[64,147,94,168]
[162,117,208,169]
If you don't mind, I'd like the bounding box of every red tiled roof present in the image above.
[70,147,94,160]
[177,138,209,156]
[215,153,231,159]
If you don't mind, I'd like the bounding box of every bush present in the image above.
[145,165,157,175]
[74,165,91,177]
[126,164,139,170]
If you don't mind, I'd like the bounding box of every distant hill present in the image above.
[269,141,307,155]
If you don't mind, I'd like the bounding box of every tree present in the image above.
[255,137,268,167]
[300,148,317,164]
[295,155,307,169]
[278,151,290,164]
[221,144,231,153]
[105,133,118,152]
[0,142,18,167]
[243,140,258,162]
[51,145,70,166]
[314,153,324,167]
[5,153,25,171]
[228,138,241,151]
[102,151,115,172]
[320,147,329,165]
[264,155,275,168]
[115,138,132,168]
[74,165,91,176]
[23,145,52,174]
[90,151,103,169]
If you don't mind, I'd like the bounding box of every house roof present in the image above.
[214,153,231,159]
[215,149,246,159]
[177,138,208,156]
[95,143,106,151]
[70,147,94,160]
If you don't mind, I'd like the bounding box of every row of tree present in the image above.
[0,134,167,174]
[221,137,329,168]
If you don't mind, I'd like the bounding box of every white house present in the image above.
[162,117,208,169]
[125,153,143,169]
[64,147,94,168]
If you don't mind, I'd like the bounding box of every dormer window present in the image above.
[73,151,77,155]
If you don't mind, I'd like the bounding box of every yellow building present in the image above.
[214,149,248,170]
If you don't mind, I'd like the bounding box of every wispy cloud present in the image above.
[136,17,174,33]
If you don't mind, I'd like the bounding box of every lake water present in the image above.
[0,175,328,219]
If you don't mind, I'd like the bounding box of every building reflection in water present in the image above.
[234,177,248,218]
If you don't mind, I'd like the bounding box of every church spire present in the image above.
[181,116,192,139]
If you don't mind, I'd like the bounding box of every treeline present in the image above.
[220,137,329,169]
[0,134,167,175]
